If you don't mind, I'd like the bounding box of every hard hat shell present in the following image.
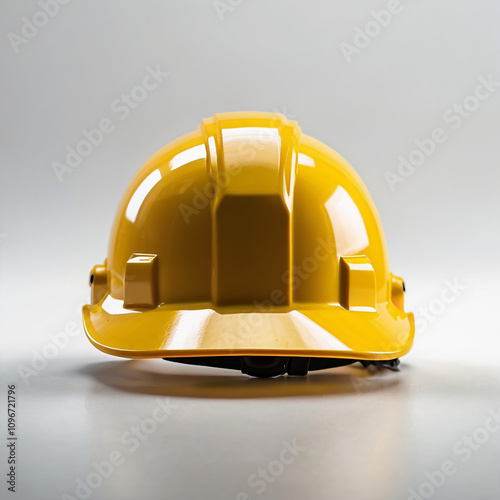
[83,112,414,367]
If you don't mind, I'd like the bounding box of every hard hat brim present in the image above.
[83,295,414,361]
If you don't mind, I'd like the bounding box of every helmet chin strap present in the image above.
[163,356,399,378]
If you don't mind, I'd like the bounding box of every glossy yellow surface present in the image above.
[83,112,414,361]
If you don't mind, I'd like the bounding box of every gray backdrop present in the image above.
[1,1,499,499]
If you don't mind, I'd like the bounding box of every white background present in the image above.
[1,1,499,499]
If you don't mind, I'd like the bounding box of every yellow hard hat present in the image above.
[83,112,414,377]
